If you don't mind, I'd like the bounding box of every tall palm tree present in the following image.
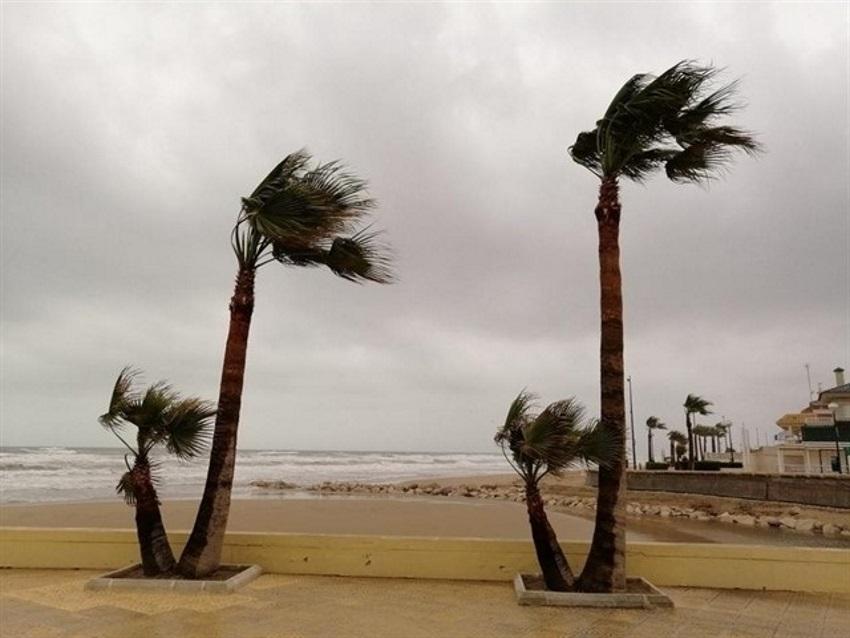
[495,390,613,592]
[667,430,688,464]
[178,151,393,578]
[684,395,713,468]
[100,367,215,576]
[569,61,759,591]
[645,416,666,464]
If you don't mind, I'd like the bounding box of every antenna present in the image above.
[805,363,814,402]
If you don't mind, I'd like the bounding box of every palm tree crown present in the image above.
[495,391,613,485]
[232,149,392,283]
[684,393,713,417]
[100,367,216,503]
[570,60,761,184]
[646,416,666,431]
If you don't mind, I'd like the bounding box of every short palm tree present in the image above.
[645,416,666,464]
[569,61,759,591]
[178,151,393,578]
[684,395,713,468]
[99,367,215,576]
[667,430,688,464]
[692,425,717,460]
[495,391,613,592]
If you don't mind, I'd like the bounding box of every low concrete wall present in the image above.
[586,470,850,508]
[1,527,848,594]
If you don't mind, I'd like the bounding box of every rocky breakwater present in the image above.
[249,479,850,539]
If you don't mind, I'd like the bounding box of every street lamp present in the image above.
[827,402,843,474]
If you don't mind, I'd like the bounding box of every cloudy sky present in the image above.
[2,2,847,459]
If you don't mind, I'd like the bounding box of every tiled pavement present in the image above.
[1,570,848,638]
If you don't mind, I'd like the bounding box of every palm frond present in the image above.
[684,393,714,416]
[325,228,394,284]
[116,470,137,506]
[160,397,216,460]
[571,60,760,182]
[569,130,602,175]
[99,366,141,429]
[646,416,667,430]
[243,149,312,210]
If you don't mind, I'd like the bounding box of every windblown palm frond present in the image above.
[570,60,761,184]
[116,471,137,506]
[668,431,688,444]
[684,393,713,416]
[231,151,393,283]
[495,391,616,483]
[100,366,141,429]
[646,416,666,430]
[160,398,216,460]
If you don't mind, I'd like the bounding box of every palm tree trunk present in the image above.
[132,458,176,576]
[526,483,575,591]
[669,439,674,464]
[578,176,627,593]
[178,267,255,578]
[686,412,695,470]
[711,435,717,454]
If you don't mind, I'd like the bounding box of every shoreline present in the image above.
[2,471,849,548]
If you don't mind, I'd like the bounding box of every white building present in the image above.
[744,367,850,474]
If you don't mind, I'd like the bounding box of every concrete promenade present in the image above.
[2,569,849,637]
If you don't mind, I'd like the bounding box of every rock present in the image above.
[779,517,797,529]
[717,512,733,523]
[732,515,755,527]
[789,506,801,516]
[794,518,816,533]
[822,523,841,537]
[659,506,671,518]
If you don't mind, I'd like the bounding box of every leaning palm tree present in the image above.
[645,416,666,464]
[569,60,759,591]
[684,394,713,469]
[495,390,613,592]
[667,430,688,465]
[178,151,393,578]
[100,367,215,576]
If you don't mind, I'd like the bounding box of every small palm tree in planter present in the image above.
[99,367,215,576]
[494,390,614,592]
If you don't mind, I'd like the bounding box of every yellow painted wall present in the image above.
[1,527,848,594]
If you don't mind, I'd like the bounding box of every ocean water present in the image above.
[0,447,508,504]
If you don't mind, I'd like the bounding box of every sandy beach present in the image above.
[3,471,849,547]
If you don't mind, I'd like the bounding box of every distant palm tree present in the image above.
[100,367,215,576]
[495,391,613,592]
[684,394,713,469]
[570,61,759,591]
[693,425,717,461]
[645,416,667,464]
[178,151,393,578]
[667,431,688,464]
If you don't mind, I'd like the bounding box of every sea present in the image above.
[0,447,508,505]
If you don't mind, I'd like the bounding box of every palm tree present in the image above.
[684,395,713,468]
[569,61,759,591]
[99,367,215,576]
[178,151,393,578]
[495,390,613,592]
[667,431,688,465]
[693,425,717,461]
[645,416,666,464]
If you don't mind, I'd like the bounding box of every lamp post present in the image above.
[627,375,637,470]
[827,402,843,474]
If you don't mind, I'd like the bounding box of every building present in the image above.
[745,367,850,474]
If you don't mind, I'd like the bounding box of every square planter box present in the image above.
[514,573,673,609]
[86,564,262,593]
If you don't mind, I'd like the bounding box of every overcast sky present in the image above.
[1,2,848,459]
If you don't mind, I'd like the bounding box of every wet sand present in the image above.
[2,495,848,547]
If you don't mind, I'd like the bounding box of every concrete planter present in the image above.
[513,573,673,608]
[86,563,262,593]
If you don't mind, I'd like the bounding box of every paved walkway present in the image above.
[1,570,848,637]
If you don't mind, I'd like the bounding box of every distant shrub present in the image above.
[645,462,669,470]
[717,461,743,469]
